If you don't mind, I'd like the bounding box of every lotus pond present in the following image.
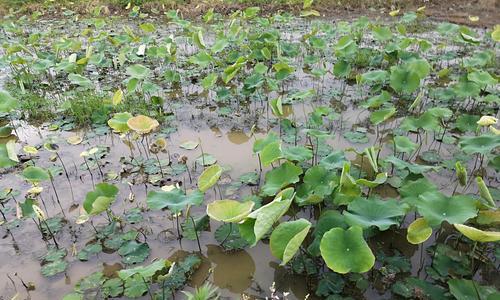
[0,3,499,300]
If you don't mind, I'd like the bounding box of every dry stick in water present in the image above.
[55,152,75,203]
[49,173,66,217]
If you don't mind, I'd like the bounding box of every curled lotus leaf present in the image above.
[207,199,255,223]
[127,115,159,134]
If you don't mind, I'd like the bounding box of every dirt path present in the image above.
[1,0,498,27]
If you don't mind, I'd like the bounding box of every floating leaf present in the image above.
[66,135,83,145]
[22,166,50,183]
[179,140,199,150]
[118,241,150,264]
[41,260,68,277]
[214,223,249,250]
[192,153,216,167]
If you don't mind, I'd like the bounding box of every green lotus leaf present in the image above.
[83,183,119,215]
[68,73,92,87]
[334,162,361,205]
[406,217,432,244]
[333,60,351,78]
[126,64,151,79]
[198,164,222,192]
[41,259,68,277]
[146,188,204,213]
[295,165,337,206]
[127,115,159,134]
[399,177,439,208]
[416,192,478,227]
[188,51,214,67]
[102,278,123,298]
[372,26,393,41]
[270,218,311,265]
[453,224,500,242]
[118,258,171,280]
[459,134,500,155]
[335,36,357,57]
[370,106,396,125]
[307,210,348,256]
[0,90,18,113]
[404,58,431,79]
[282,146,313,162]
[239,187,295,246]
[400,111,441,132]
[201,73,217,89]
[118,241,150,264]
[207,199,254,223]
[343,130,369,144]
[214,223,249,250]
[356,172,387,188]
[260,141,282,166]
[124,274,148,297]
[320,226,375,274]
[253,132,279,153]
[393,136,418,154]
[22,166,50,183]
[385,156,439,174]
[0,139,18,167]
[468,70,497,88]
[448,279,499,300]
[359,70,389,84]
[361,90,391,109]
[343,197,407,230]
[269,97,283,117]
[261,161,303,196]
[455,114,480,132]
[453,79,481,98]
[319,150,347,170]
[390,65,420,94]
[108,112,132,133]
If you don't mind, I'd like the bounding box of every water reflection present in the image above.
[226,130,250,145]
[206,244,255,293]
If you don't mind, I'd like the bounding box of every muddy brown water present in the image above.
[2,106,492,300]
